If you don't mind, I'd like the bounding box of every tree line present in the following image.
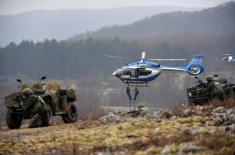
[0,35,234,79]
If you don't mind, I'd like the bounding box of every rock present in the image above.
[137,105,150,113]
[161,145,172,154]
[212,106,225,113]
[183,109,191,117]
[195,110,206,116]
[225,124,235,134]
[230,114,235,124]
[174,123,181,129]
[226,108,235,116]
[96,151,112,155]
[170,115,177,120]
[161,111,173,119]
[197,106,204,111]
[213,115,224,126]
[52,149,56,154]
[178,142,205,154]
[206,121,214,126]
[99,112,121,123]
[194,106,205,115]
[226,108,235,123]
[154,128,161,133]
[146,110,161,120]
[183,127,197,135]
[213,113,227,126]
[128,105,150,117]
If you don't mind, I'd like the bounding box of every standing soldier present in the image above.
[206,75,224,101]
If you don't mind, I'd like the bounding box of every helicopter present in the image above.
[222,54,235,63]
[106,52,204,108]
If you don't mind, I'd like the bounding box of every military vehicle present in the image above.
[187,75,235,105]
[4,76,78,129]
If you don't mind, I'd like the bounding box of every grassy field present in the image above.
[0,100,235,155]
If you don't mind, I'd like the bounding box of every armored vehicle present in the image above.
[187,75,235,105]
[5,76,78,129]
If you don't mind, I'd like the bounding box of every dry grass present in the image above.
[197,131,235,155]
[1,99,235,155]
[91,129,235,155]
[168,103,185,116]
[77,104,106,121]
[208,98,235,109]
[168,98,235,118]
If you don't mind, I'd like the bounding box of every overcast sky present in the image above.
[0,0,234,15]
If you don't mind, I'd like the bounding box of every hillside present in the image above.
[0,6,201,46]
[1,100,235,154]
[0,1,235,116]
[73,2,235,40]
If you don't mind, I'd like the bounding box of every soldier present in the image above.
[206,75,224,101]
[126,87,132,101]
[133,87,139,101]
[21,88,50,128]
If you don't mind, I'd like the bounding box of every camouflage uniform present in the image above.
[206,76,224,101]
[21,88,50,128]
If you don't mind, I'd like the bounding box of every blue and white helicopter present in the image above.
[222,54,235,63]
[108,52,204,85]
[106,52,204,107]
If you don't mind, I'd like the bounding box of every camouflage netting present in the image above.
[20,84,29,91]
[67,89,76,101]
[45,80,61,91]
[45,80,62,104]
[32,83,44,91]
[5,92,22,108]
[45,81,76,101]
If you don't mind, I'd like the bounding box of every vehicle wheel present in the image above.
[29,106,53,128]
[62,103,78,123]
[6,110,22,129]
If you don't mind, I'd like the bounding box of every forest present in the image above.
[0,35,234,79]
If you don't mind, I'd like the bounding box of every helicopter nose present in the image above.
[113,70,121,77]
[112,71,117,77]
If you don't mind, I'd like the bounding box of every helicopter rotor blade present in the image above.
[105,54,187,61]
[105,54,137,60]
[148,58,187,61]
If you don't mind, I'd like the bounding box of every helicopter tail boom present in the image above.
[160,55,204,76]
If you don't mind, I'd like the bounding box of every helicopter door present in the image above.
[135,68,152,77]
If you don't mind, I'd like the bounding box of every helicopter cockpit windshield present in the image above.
[223,57,229,62]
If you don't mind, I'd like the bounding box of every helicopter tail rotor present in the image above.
[186,55,204,75]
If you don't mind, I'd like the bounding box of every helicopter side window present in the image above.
[121,68,132,76]
[136,68,152,76]
[122,70,131,75]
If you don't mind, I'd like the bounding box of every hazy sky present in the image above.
[0,0,234,15]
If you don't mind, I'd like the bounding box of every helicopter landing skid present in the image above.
[122,80,150,87]
[127,84,150,87]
